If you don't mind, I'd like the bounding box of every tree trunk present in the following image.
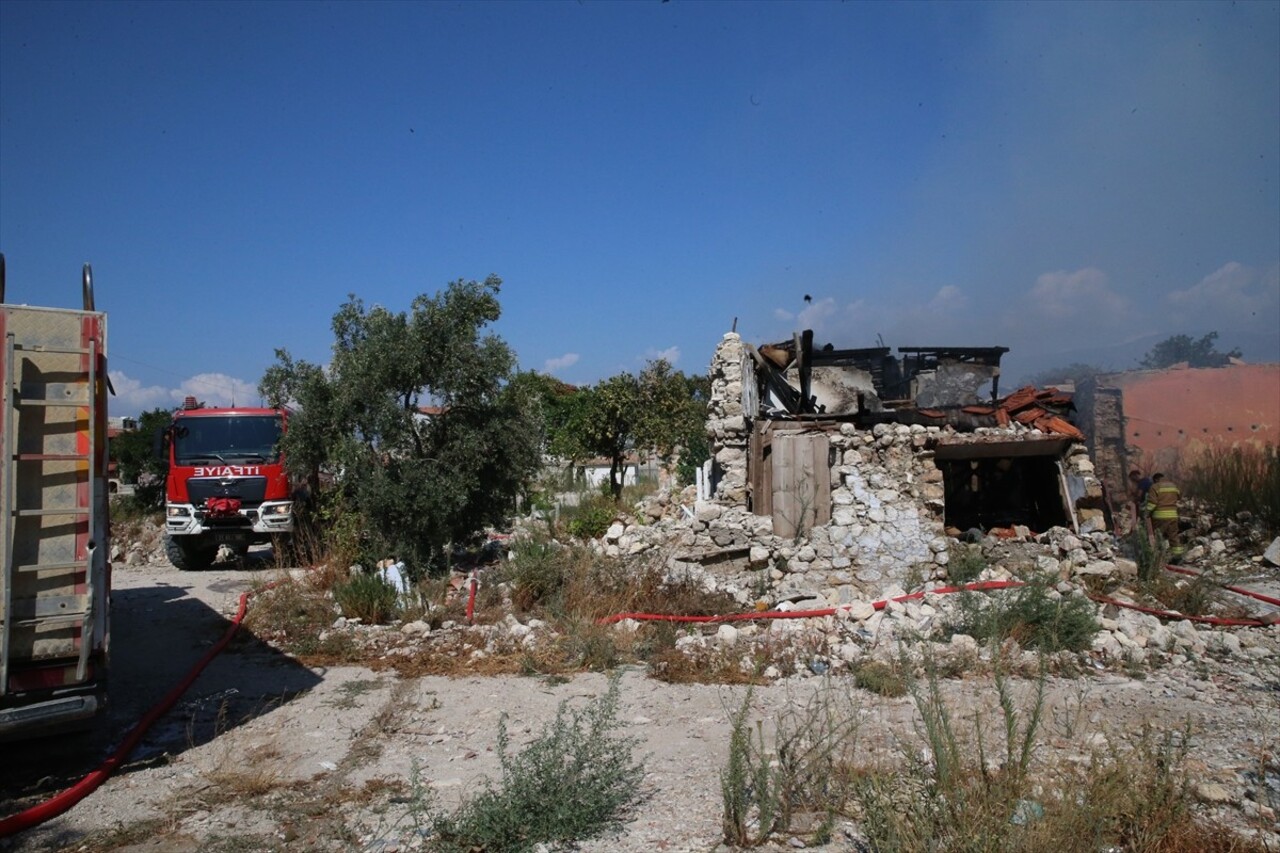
[609,453,623,501]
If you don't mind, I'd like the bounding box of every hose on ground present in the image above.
[599,568,1275,629]
[0,589,253,838]
[1162,563,1280,608]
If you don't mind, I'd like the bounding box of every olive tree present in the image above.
[556,359,710,501]
[259,275,542,572]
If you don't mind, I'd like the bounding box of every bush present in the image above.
[949,576,1099,653]
[429,675,644,852]
[503,538,576,612]
[564,494,617,540]
[854,665,1047,848]
[334,572,400,624]
[715,667,1260,851]
[1141,572,1221,618]
[852,660,908,698]
[242,578,359,662]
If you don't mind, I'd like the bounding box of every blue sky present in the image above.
[2,1,1277,417]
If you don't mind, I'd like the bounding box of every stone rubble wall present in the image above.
[705,331,750,505]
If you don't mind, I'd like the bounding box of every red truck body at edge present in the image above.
[1,256,111,739]
[162,401,294,571]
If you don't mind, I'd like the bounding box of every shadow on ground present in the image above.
[0,578,323,817]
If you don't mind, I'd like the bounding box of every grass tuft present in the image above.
[1183,443,1280,535]
[852,659,909,698]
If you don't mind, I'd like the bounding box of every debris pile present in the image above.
[958,385,1084,440]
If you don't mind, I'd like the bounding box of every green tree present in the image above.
[508,370,588,462]
[258,275,542,572]
[568,360,710,500]
[578,372,642,501]
[110,407,173,505]
[1139,332,1241,369]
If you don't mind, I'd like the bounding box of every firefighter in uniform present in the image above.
[1143,472,1184,560]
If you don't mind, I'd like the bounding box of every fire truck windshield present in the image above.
[174,415,284,466]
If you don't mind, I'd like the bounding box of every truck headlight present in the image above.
[261,503,292,517]
[167,506,191,518]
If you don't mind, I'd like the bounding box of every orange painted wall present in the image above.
[1105,363,1280,472]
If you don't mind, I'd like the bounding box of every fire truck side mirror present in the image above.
[152,427,168,461]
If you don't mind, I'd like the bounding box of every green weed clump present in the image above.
[497,537,743,675]
[856,666,1047,848]
[852,660,909,698]
[428,676,644,852]
[334,572,400,624]
[504,538,576,611]
[1141,571,1221,618]
[947,545,989,585]
[1184,443,1280,534]
[949,575,1099,653]
[563,494,617,540]
[1128,527,1170,583]
[242,577,359,662]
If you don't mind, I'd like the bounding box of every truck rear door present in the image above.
[0,300,110,738]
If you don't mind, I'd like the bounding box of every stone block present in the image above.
[716,624,739,647]
[695,503,723,522]
[1264,536,1280,567]
[832,507,857,527]
[843,600,876,621]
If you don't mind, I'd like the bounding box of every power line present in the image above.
[108,352,254,401]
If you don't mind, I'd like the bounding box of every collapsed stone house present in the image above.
[615,331,1104,605]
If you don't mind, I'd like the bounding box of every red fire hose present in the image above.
[599,567,1277,629]
[465,572,479,625]
[1162,563,1280,608]
[0,589,254,838]
[598,580,1027,625]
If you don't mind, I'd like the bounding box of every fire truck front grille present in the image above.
[187,477,268,507]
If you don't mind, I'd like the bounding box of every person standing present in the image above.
[1143,472,1184,560]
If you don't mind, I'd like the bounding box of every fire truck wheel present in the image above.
[164,535,216,571]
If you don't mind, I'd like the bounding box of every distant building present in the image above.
[107,416,137,437]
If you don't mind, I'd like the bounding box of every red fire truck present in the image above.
[162,400,294,570]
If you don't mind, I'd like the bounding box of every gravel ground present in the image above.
[2,555,1279,852]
